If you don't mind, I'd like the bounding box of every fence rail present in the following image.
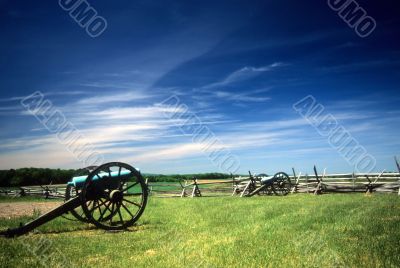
[289,171,400,194]
[1,170,399,199]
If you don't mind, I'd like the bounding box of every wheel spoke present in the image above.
[118,166,122,177]
[79,209,85,218]
[117,207,124,223]
[122,182,139,193]
[108,167,112,178]
[97,198,113,220]
[97,199,104,216]
[90,199,105,215]
[99,197,110,207]
[89,200,99,214]
[109,202,115,225]
[103,201,113,214]
[123,198,141,208]
[98,201,112,221]
[121,202,135,219]
[105,201,113,215]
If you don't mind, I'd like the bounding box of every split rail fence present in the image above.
[2,159,400,199]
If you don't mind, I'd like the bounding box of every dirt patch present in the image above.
[0,201,62,219]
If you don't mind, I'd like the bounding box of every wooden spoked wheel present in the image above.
[65,184,89,222]
[81,162,148,230]
[272,172,291,196]
[64,166,98,223]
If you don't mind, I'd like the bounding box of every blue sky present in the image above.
[0,0,399,174]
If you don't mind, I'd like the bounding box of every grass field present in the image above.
[0,194,399,267]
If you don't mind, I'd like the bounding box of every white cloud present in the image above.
[2,84,398,174]
[202,62,285,89]
[0,135,57,151]
[0,91,87,103]
[192,63,282,103]
[0,143,79,169]
[77,91,152,105]
[193,87,272,104]
[86,105,184,120]
[213,90,270,102]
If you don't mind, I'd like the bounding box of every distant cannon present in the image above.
[257,172,293,195]
[0,162,148,237]
[234,172,293,197]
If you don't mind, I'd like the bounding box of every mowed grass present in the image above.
[0,194,399,267]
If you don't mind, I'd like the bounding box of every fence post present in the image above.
[395,157,400,196]
[313,165,322,195]
[191,177,202,198]
[365,175,373,194]
[291,168,300,194]
[180,180,187,198]
[306,174,309,193]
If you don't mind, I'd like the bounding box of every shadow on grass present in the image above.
[0,219,149,238]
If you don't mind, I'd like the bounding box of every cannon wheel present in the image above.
[64,166,99,223]
[255,174,271,195]
[81,162,148,231]
[65,184,89,222]
[271,172,291,196]
[65,185,109,223]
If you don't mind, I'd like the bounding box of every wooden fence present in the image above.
[157,169,400,197]
[0,184,66,199]
[289,170,400,195]
[1,169,399,199]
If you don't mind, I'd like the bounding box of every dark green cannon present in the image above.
[245,172,293,196]
[0,162,148,237]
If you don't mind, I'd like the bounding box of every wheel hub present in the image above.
[110,190,123,203]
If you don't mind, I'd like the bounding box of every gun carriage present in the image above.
[0,162,148,237]
[234,172,293,197]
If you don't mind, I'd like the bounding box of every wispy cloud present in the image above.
[213,91,270,102]
[86,105,183,119]
[193,90,271,103]
[0,91,87,103]
[76,91,153,105]
[0,96,24,102]
[0,105,23,115]
[1,81,399,173]
[202,62,285,89]
[194,87,273,104]
[190,63,283,104]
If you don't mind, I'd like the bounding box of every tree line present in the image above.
[0,168,232,187]
[0,168,76,187]
[145,173,232,182]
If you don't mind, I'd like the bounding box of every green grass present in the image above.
[148,181,223,192]
[148,182,183,192]
[0,194,399,267]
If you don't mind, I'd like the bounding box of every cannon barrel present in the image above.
[68,169,132,188]
[260,176,275,185]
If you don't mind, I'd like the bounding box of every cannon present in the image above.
[257,172,292,196]
[0,162,148,237]
[235,172,293,197]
